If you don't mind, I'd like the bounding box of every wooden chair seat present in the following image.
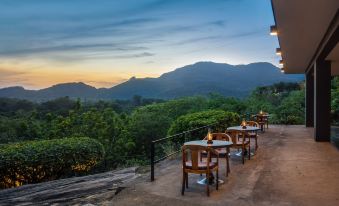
[233,139,250,146]
[216,148,227,157]
[226,129,251,164]
[201,148,227,156]
[247,132,257,136]
[185,161,217,170]
[200,133,231,176]
[245,121,259,151]
[182,145,219,196]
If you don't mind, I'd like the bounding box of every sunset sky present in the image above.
[0,0,279,89]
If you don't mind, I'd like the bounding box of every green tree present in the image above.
[275,90,305,124]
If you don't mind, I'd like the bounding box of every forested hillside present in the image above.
[1,79,338,189]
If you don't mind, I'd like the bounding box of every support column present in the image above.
[314,60,331,141]
[305,68,314,127]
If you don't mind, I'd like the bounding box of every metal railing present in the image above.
[150,121,224,181]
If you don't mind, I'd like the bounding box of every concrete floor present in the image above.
[113,125,339,206]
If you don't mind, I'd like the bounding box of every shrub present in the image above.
[0,137,104,189]
[275,90,305,125]
[168,110,240,140]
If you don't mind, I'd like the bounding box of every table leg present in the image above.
[226,147,230,176]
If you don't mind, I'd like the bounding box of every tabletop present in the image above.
[227,126,261,132]
[184,140,232,148]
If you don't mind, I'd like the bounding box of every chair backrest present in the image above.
[256,115,264,122]
[182,145,215,170]
[203,133,231,141]
[246,121,259,128]
[225,130,241,144]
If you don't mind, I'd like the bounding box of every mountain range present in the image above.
[0,62,304,101]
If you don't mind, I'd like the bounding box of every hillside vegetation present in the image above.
[1,79,338,188]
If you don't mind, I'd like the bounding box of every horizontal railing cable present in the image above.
[150,121,222,181]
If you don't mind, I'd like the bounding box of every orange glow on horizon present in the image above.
[0,62,159,89]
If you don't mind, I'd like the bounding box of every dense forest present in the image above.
[0,78,338,188]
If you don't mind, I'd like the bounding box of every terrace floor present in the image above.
[1,125,339,206]
[114,125,339,206]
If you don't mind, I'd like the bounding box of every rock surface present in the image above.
[0,167,140,206]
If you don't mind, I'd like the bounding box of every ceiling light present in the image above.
[279,60,283,66]
[270,25,278,35]
[276,48,282,55]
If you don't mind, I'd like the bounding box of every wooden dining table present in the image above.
[254,114,270,131]
[227,126,260,156]
[184,140,232,185]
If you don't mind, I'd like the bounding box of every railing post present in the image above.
[150,141,155,181]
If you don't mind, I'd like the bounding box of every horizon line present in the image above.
[0,61,279,90]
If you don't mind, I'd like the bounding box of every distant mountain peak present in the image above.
[45,82,97,90]
[2,86,25,90]
[50,82,91,87]
[0,61,304,101]
[193,61,219,65]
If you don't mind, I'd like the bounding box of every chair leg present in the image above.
[182,172,185,195]
[248,144,251,160]
[216,170,219,190]
[185,173,188,188]
[226,154,230,177]
[206,173,210,196]
[242,147,245,164]
[226,147,231,177]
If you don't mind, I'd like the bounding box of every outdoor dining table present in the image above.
[254,114,270,131]
[227,126,260,157]
[184,140,232,185]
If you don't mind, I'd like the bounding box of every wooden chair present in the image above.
[256,115,266,132]
[200,133,231,176]
[226,130,250,164]
[182,145,219,196]
[263,115,269,129]
[245,121,259,151]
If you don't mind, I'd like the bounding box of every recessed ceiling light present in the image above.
[276,48,282,55]
[279,60,283,66]
[270,25,278,35]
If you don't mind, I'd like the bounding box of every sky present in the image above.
[0,0,279,89]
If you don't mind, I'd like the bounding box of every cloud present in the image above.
[0,67,35,88]
[171,27,264,47]
[178,27,266,55]
[0,1,239,63]
[0,67,26,77]
[114,52,155,59]
[0,65,131,89]
[0,0,276,89]
[0,43,148,57]
[172,35,222,45]
[210,20,227,27]
[55,18,160,41]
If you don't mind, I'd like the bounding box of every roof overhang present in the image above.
[271,0,339,75]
